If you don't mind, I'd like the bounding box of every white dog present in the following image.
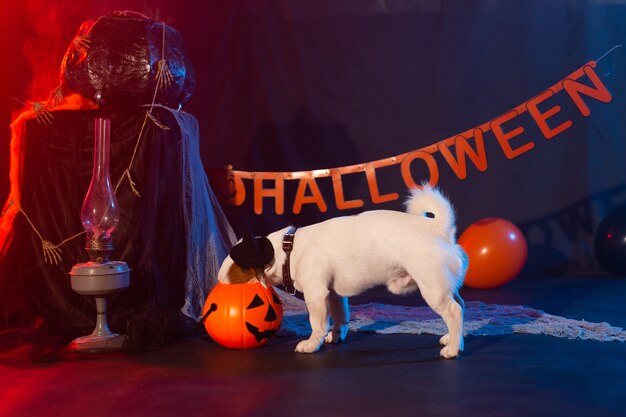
[218,185,468,358]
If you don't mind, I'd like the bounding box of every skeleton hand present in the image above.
[42,240,62,265]
[29,101,54,125]
[156,59,173,90]
[48,86,64,108]
[73,35,91,52]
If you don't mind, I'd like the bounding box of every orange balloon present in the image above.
[202,281,283,349]
[459,218,527,289]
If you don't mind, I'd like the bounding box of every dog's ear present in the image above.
[264,256,276,271]
[261,234,283,282]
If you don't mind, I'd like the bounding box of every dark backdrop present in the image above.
[2,0,626,275]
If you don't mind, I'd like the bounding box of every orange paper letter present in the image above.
[254,175,285,214]
[563,64,612,117]
[365,165,399,204]
[331,171,364,210]
[437,130,488,180]
[292,177,328,214]
[527,90,573,139]
[400,150,440,188]
[491,110,535,159]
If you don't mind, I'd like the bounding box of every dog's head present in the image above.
[217,255,274,284]
[217,229,288,285]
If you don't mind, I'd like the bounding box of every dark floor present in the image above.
[1,275,625,417]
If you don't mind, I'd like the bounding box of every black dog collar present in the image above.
[282,226,298,295]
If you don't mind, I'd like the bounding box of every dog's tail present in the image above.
[404,184,457,242]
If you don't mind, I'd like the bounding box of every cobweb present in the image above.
[275,290,626,342]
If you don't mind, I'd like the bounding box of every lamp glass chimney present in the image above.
[80,118,119,252]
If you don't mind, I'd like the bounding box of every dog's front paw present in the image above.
[439,333,450,346]
[440,344,460,359]
[295,339,322,353]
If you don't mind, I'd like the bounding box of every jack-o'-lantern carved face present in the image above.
[202,281,283,349]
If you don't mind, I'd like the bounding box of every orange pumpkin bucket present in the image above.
[202,281,283,349]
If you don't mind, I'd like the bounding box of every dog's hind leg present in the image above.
[439,292,465,346]
[419,286,464,359]
[296,287,331,353]
[325,293,349,344]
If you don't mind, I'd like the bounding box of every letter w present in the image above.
[437,129,488,180]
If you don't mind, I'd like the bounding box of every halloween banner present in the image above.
[207,59,614,215]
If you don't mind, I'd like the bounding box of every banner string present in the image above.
[207,46,621,214]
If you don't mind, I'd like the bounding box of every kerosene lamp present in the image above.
[69,117,130,351]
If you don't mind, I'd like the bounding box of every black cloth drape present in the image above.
[0,108,209,354]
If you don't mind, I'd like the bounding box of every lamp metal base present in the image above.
[70,333,127,352]
[69,261,131,352]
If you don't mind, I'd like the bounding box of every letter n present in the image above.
[563,65,612,117]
